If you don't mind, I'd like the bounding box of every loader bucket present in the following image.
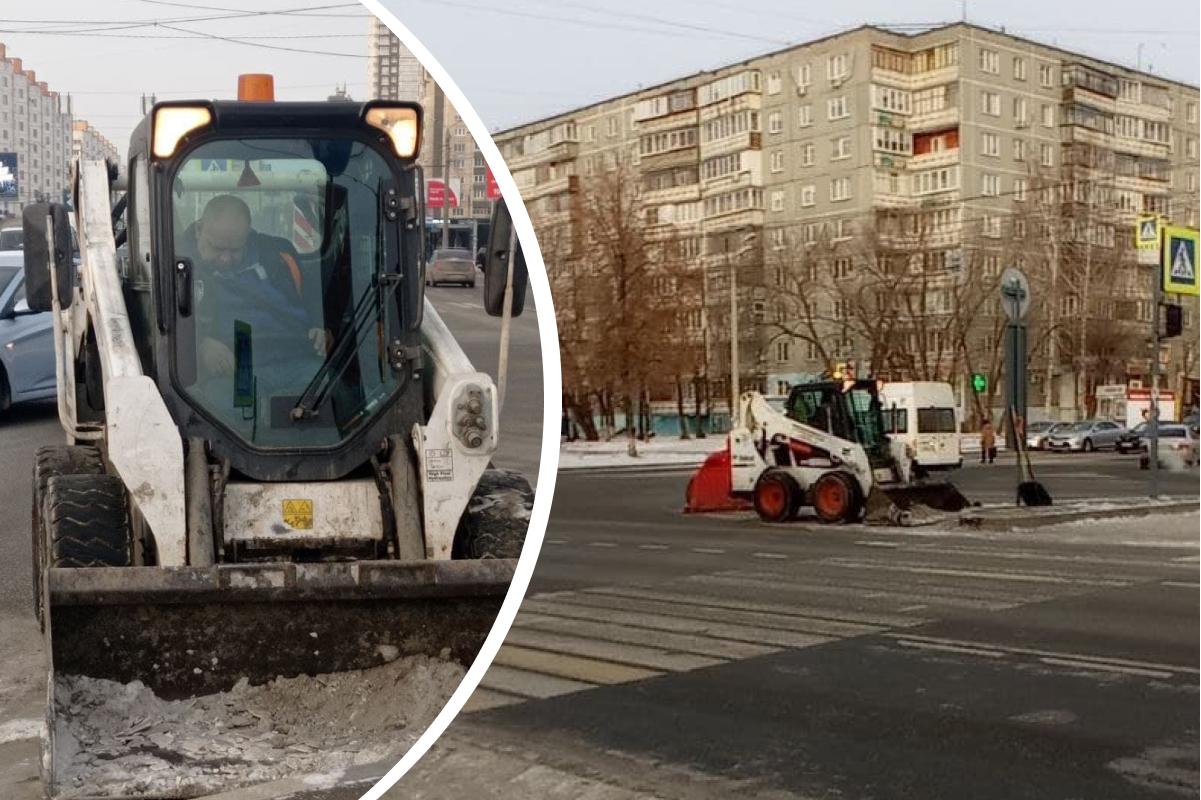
[42,558,514,799]
[863,481,970,526]
[684,447,752,513]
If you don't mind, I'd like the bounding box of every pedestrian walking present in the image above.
[980,420,997,464]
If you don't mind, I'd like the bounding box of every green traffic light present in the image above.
[971,373,987,393]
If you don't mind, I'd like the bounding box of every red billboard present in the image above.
[427,178,459,209]
[485,166,501,200]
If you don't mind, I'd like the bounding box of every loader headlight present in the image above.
[365,106,420,159]
[152,106,213,159]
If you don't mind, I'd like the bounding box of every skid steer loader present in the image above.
[685,381,969,525]
[23,75,534,797]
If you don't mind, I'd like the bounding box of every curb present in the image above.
[960,500,1198,530]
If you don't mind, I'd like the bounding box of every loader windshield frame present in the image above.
[787,380,891,463]
[149,114,426,479]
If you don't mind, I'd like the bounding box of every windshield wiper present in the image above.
[290,274,400,421]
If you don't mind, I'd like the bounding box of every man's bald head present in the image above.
[197,195,252,269]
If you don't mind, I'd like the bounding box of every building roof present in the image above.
[497,21,1198,137]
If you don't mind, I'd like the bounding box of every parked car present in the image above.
[1138,424,1199,468]
[426,247,477,287]
[1045,419,1125,452]
[1115,421,1151,453]
[0,222,24,251]
[1025,420,1070,450]
[0,252,57,412]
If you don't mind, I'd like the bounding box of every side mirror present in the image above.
[22,203,74,313]
[483,198,528,318]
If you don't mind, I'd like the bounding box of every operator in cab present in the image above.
[179,194,327,375]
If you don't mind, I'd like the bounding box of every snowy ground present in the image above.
[49,654,463,799]
[559,434,1010,470]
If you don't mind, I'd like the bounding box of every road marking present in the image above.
[515,612,779,660]
[752,552,788,560]
[494,645,662,685]
[575,587,894,635]
[503,628,722,672]
[855,540,902,548]
[638,543,669,551]
[822,559,1129,587]
[693,572,1023,612]
[1039,658,1173,680]
[884,633,1200,676]
[898,604,928,612]
[587,541,618,548]
[1170,554,1200,563]
[895,639,1006,658]
[691,547,725,554]
[546,538,567,545]
[1161,581,1200,589]
[518,598,835,650]
[480,664,594,699]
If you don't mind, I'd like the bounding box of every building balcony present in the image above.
[1111,136,1171,160]
[644,182,701,205]
[1114,173,1170,196]
[521,174,579,202]
[872,190,920,210]
[698,131,761,159]
[909,148,959,170]
[1064,125,1112,149]
[635,109,699,134]
[1063,85,1117,112]
[701,169,760,196]
[1114,97,1172,122]
[639,146,699,173]
[505,140,579,171]
[700,208,764,233]
[908,106,959,133]
[870,65,959,92]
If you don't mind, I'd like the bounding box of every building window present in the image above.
[1013,97,1028,125]
[607,116,619,137]
[770,228,786,250]
[913,166,960,195]
[981,132,999,157]
[1039,63,1056,87]
[1042,104,1054,127]
[770,190,785,212]
[871,85,911,114]
[775,340,791,363]
[770,150,784,172]
[983,215,1002,238]
[1014,178,1028,201]
[981,91,1000,116]
[800,184,816,206]
[833,257,853,278]
[798,104,813,127]
[827,52,850,82]
[1013,57,1026,81]
[982,173,1000,195]
[801,141,815,166]
[873,127,911,155]
[767,70,782,95]
[831,135,852,160]
[830,177,852,202]
[827,96,849,120]
[796,63,811,89]
[768,111,783,134]
[1041,143,1054,166]
[979,47,999,74]
[1188,102,1198,124]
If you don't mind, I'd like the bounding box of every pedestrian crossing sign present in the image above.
[1162,226,1199,296]
[1135,214,1159,250]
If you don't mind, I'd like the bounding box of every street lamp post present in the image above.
[727,230,757,426]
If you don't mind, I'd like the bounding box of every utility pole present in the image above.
[432,82,448,249]
[729,243,739,419]
[1149,233,1163,498]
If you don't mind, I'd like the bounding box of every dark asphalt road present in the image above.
[388,459,1199,799]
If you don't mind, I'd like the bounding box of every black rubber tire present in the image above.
[44,474,132,568]
[0,366,10,412]
[811,472,856,524]
[453,468,534,559]
[1082,438,1094,453]
[31,446,104,627]
[753,469,799,524]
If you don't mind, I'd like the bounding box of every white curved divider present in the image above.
[354,2,563,798]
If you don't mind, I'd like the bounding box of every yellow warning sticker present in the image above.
[282,499,314,529]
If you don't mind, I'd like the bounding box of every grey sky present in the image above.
[381,0,1199,132]
[1,0,1197,157]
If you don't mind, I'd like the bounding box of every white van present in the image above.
[879,382,962,473]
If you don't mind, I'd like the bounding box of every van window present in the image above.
[917,408,956,433]
[882,407,908,433]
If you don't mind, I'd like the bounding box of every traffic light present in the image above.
[1162,304,1183,339]
[971,373,988,393]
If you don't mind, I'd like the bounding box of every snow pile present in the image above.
[51,653,464,798]
[559,437,724,470]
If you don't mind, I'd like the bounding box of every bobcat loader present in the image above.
[23,75,533,797]
[686,381,968,524]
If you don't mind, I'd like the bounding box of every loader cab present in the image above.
[121,82,428,480]
[786,380,891,465]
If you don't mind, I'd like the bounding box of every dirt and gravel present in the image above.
[50,652,464,799]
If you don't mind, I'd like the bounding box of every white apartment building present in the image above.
[1,43,75,218]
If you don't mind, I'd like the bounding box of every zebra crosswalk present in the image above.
[465,546,1190,714]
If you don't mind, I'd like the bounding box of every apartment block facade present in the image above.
[367,20,492,222]
[495,23,1200,421]
[71,120,118,167]
[0,43,76,219]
